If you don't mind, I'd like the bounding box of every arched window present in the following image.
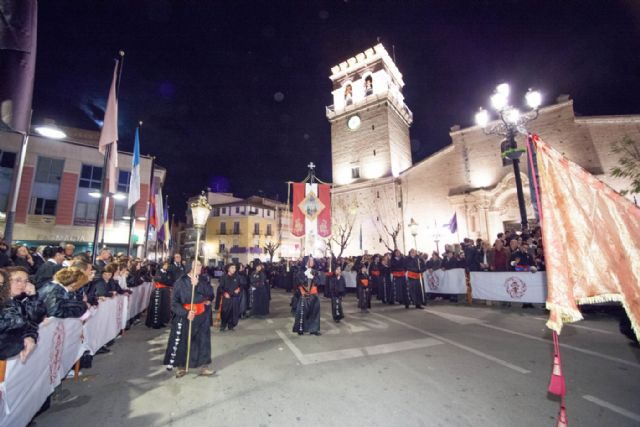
[364,74,373,96]
[344,83,353,105]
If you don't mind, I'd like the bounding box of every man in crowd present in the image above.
[33,246,65,289]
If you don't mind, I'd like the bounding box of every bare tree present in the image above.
[263,241,281,263]
[369,184,402,252]
[610,136,640,196]
[329,196,356,258]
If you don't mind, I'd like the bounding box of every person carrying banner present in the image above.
[329,265,346,322]
[405,249,426,309]
[292,256,321,335]
[164,260,215,378]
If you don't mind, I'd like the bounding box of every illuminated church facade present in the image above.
[328,44,640,256]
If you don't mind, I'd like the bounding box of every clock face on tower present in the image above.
[347,114,361,130]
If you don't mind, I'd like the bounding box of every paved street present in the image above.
[34,289,640,427]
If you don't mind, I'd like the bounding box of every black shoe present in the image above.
[416,305,424,309]
[405,305,410,309]
[311,332,322,336]
[96,346,110,354]
[297,331,304,335]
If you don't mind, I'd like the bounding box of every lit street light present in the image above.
[475,84,542,230]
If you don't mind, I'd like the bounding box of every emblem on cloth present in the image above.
[116,297,124,330]
[504,277,527,299]
[426,271,440,290]
[298,191,325,221]
[49,323,65,384]
[293,218,304,235]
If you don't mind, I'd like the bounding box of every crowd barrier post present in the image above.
[465,271,472,305]
[0,359,6,383]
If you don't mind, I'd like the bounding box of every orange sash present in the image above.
[391,271,405,278]
[155,282,170,289]
[407,271,421,280]
[360,279,369,287]
[299,285,318,296]
[183,302,206,316]
[371,271,381,277]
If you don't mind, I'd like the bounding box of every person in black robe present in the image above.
[163,261,215,377]
[328,265,345,322]
[292,256,321,335]
[219,264,241,331]
[390,250,407,307]
[237,264,250,318]
[146,260,173,329]
[369,255,382,301]
[250,263,269,316]
[405,249,426,309]
[379,254,393,304]
[356,264,372,313]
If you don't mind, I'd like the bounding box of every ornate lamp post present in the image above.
[185,192,211,373]
[475,83,542,231]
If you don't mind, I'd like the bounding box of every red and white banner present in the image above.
[291,182,306,237]
[317,184,331,237]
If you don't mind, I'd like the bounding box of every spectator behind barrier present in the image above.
[37,268,90,318]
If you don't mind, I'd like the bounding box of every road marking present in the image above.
[372,312,530,374]
[424,309,484,325]
[275,330,442,365]
[532,317,613,335]
[583,395,640,422]
[340,319,370,333]
[479,323,640,369]
[320,317,341,335]
[275,330,306,364]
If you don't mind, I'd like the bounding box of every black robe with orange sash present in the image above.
[292,269,320,334]
[356,272,372,311]
[163,274,214,369]
[404,256,426,307]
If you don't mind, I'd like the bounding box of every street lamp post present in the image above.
[4,123,67,245]
[475,84,541,231]
[185,192,211,374]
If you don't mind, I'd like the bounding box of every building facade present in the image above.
[329,44,640,257]
[182,191,296,265]
[0,123,166,254]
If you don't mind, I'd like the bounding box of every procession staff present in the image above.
[292,256,321,336]
[329,265,346,322]
[219,264,241,331]
[390,250,407,307]
[163,261,215,378]
[356,264,371,313]
[405,249,426,309]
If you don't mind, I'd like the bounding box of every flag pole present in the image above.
[143,156,155,259]
[92,51,124,263]
[126,121,142,257]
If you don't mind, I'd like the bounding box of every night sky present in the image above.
[33,1,640,219]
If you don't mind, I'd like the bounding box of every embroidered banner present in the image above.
[471,271,547,303]
[291,182,306,237]
[317,184,331,237]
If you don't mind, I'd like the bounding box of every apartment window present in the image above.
[0,151,16,169]
[235,206,240,213]
[222,207,227,214]
[118,170,130,193]
[351,167,360,179]
[254,223,260,235]
[79,165,103,189]
[31,197,56,215]
[233,221,240,234]
[266,224,272,236]
[212,208,220,216]
[219,222,227,234]
[219,243,226,252]
[75,201,98,220]
[266,210,271,217]
[35,157,64,184]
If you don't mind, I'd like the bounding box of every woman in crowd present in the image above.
[12,245,35,274]
[94,263,122,298]
[219,263,241,332]
[328,265,345,322]
[163,260,215,377]
[356,263,371,313]
[37,267,89,318]
[250,262,269,316]
[0,268,39,362]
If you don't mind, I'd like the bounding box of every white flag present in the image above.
[155,188,164,228]
[98,60,119,194]
[127,127,141,209]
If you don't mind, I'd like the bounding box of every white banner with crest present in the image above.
[470,271,547,303]
[423,268,467,294]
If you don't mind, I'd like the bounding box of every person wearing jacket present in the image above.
[37,268,89,318]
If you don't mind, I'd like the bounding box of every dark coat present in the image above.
[0,299,40,359]
[33,260,63,289]
[37,281,88,318]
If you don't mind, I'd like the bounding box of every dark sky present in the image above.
[34,0,640,219]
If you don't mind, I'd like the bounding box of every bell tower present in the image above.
[326,44,413,186]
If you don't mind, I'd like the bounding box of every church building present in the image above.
[328,44,640,256]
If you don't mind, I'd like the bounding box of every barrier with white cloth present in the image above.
[423,268,466,294]
[470,271,547,303]
[0,282,152,427]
